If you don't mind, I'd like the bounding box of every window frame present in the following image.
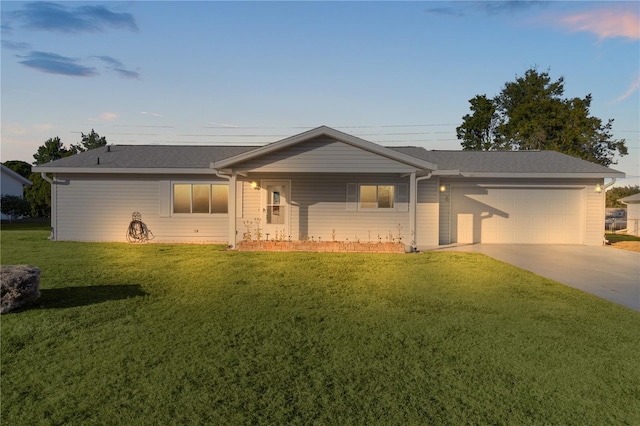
[358,184,397,211]
[171,182,229,215]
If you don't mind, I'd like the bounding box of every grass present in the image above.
[2,223,639,425]
[605,232,640,243]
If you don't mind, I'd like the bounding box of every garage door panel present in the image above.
[451,187,585,244]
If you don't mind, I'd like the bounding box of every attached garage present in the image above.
[447,186,585,244]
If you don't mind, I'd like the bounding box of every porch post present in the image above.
[409,172,416,250]
[228,171,237,248]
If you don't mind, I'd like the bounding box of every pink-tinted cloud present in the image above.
[558,8,639,40]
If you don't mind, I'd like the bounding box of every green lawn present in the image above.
[606,232,640,243]
[2,224,639,425]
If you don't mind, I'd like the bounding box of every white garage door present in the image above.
[451,187,585,244]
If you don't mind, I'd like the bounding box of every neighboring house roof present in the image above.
[1,164,32,186]
[33,126,625,178]
[619,193,640,204]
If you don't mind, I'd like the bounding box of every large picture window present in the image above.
[359,185,395,209]
[173,184,228,214]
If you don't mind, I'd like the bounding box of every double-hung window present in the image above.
[346,183,408,212]
[173,183,228,214]
[359,184,395,209]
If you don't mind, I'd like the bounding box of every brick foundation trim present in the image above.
[236,241,406,253]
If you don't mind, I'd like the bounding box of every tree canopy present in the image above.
[70,129,107,154]
[23,131,109,217]
[456,68,628,167]
[33,137,71,165]
[606,185,640,208]
[2,160,32,179]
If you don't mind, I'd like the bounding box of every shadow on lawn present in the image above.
[37,285,148,309]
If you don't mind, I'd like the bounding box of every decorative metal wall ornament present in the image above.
[126,211,154,243]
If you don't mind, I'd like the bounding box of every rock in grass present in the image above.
[1,265,41,314]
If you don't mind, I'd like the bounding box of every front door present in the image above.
[262,180,289,241]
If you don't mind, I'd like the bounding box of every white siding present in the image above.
[439,182,452,245]
[416,179,439,247]
[585,180,605,245]
[1,168,28,220]
[233,137,417,174]
[54,174,229,242]
[626,203,640,237]
[237,174,412,244]
[1,169,26,197]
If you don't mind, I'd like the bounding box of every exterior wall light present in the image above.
[440,185,446,193]
[251,181,259,190]
[595,184,602,193]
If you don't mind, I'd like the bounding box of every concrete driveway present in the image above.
[433,245,640,312]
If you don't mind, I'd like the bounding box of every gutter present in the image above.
[40,172,54,184]
[408,173,433,251]
[603,178,617,191]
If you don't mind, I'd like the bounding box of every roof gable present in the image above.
[224,136,423,173]
[213,126,437,171]
[1,164,32,186]
[619,193,640,204]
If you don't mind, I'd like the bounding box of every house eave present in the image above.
[33,166,218,175]
[457,172,626,179]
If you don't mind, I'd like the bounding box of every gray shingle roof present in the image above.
[37,145,257,169]
[390,147,623,175]
[35,143,623,176]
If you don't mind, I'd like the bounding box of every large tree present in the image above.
[457,68,628,166]
[606,185,640,208]
[28,132,108,217]
[2,160,32,179]
[70,129,107,154]
[33,137,71,165]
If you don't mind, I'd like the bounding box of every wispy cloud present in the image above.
[33,123,55,132]
[4,3,140,79]
[424,7,465,18]
[94,56,140,79]
[481,1,543,16]
[88,112,118,122]
[18,51,98,77]
[207,122,240,128]
[7,2,137,34]
[425,1,545,18]
[556,7,640,41]
[1,40,31,51]
[141,111,163,117]
[3,123,28,135]
[612,77,640,104]
[15,51,139,79]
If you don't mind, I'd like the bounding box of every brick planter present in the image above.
[237,241,406,253]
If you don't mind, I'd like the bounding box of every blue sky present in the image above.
[2,1,639,186]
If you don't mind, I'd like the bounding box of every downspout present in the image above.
[411,172,432,251]
[603,178,616,191]
[602,178,616,243]
[214,169,237,249]
[40,172,56,240]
